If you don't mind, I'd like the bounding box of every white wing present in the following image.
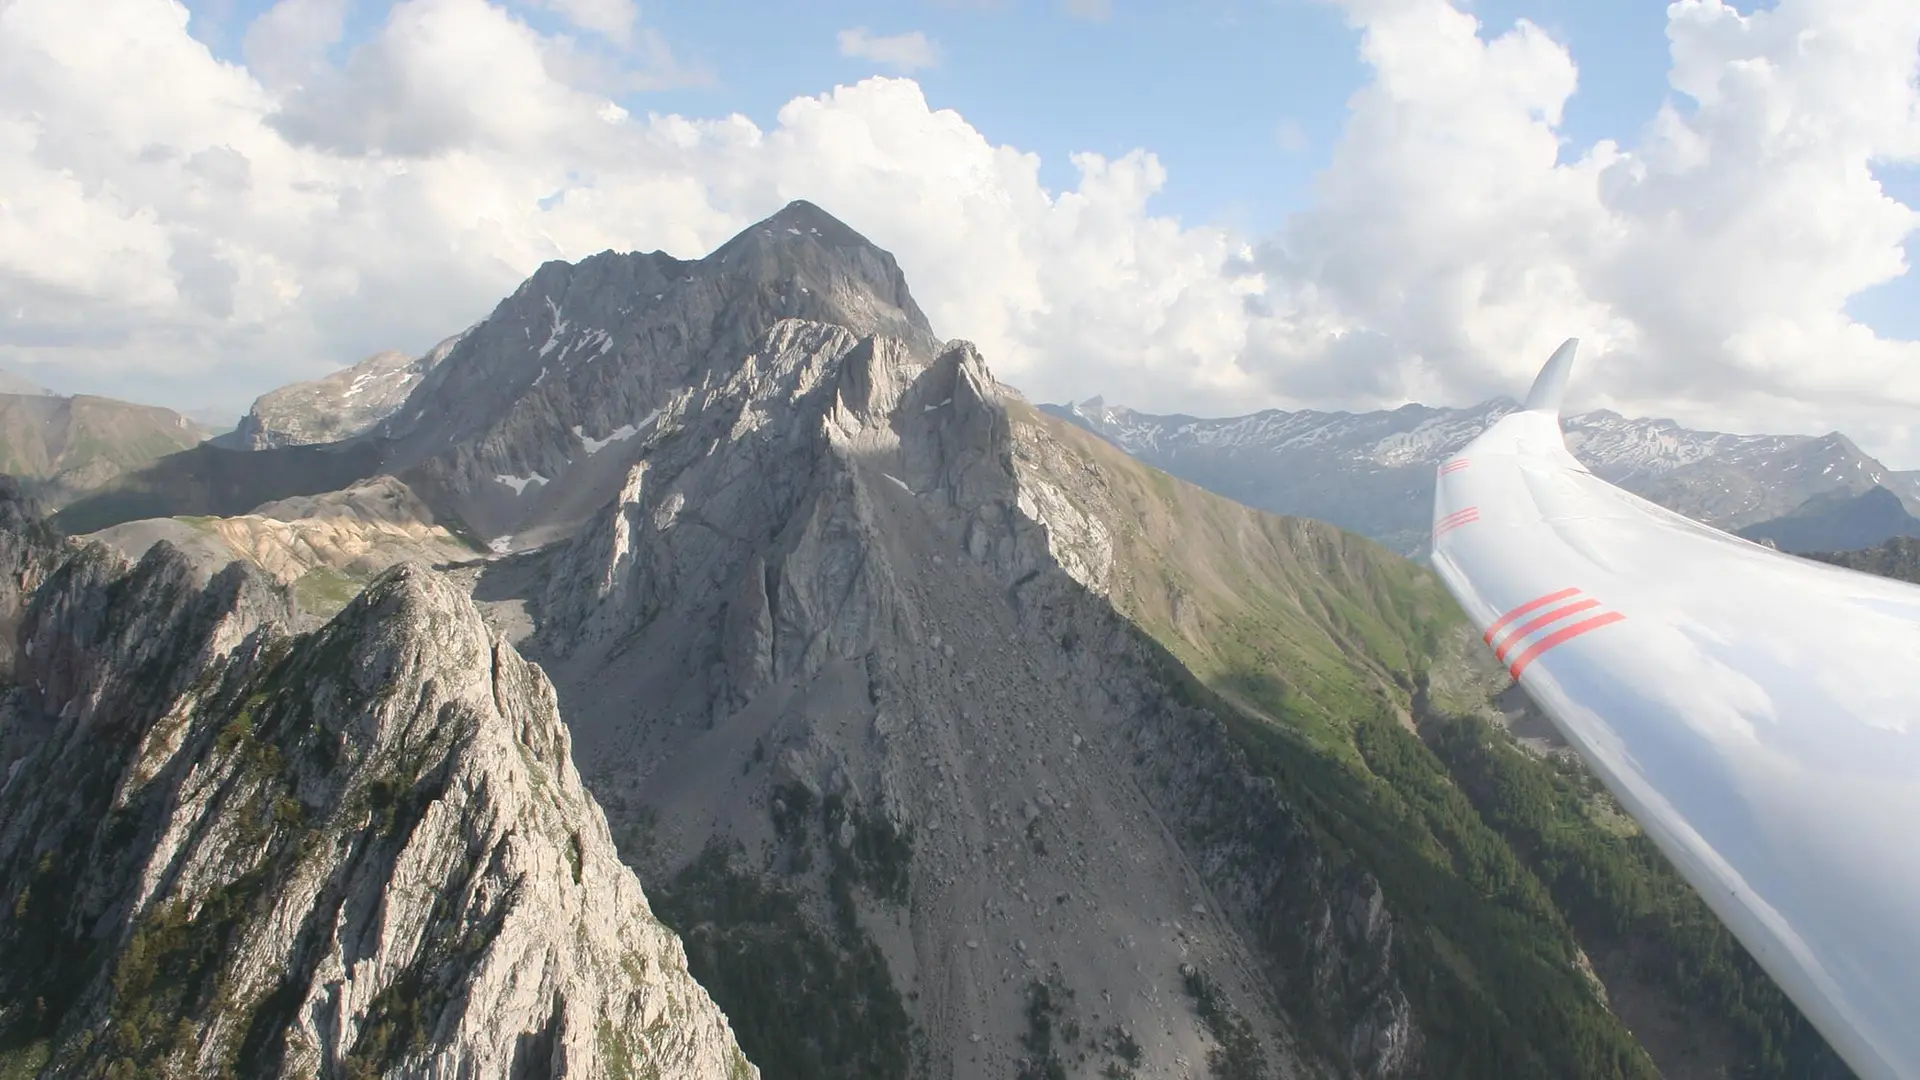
[1431,340,1920,1080]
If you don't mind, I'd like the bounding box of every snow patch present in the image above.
[883,473,912,493]
[537,295,570,358]
[924,397,953,412]
[488,535,515,556]
[495,473,550,496]
[574,423,640,456]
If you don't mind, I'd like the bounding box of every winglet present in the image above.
[1523,338,1579,414]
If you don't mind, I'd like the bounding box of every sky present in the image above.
[7,1,1920,463]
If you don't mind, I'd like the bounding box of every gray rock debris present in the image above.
[509,307,1422,1078]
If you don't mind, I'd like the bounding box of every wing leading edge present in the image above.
[1431,340,1920,1080]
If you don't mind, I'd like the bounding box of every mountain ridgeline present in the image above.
[227,333,469,450]
[0,498,754,1078]
[0,393,209,510]
[1046,398,1920,556]
[2,201,1856,1079]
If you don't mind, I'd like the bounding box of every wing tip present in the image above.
[1523,338,1580,414]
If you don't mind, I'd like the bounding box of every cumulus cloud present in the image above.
[3,0,1920,464]
[1252,0,1920,452]
[242,0,350,91]
[836,27,941,72]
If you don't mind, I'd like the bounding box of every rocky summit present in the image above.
[230,333,469,451]
[0,201,1856,1080]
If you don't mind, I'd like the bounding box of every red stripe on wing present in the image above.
[1507,611,1627,679]
[1483,587,1582,644]
[1492,599,1602,663]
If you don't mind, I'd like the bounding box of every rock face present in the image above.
[234,334,468,450]
[0,478,59,683]
[382,199,943,547]
[1047,398,1918,554]
[497,310,1448,1078]
[0,511,754,1077]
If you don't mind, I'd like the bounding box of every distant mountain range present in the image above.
[0,392,211,508]
[1044,397,1920,554]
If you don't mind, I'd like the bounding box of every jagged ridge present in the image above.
[0,523,753,1079]
[489,303,1657,1078]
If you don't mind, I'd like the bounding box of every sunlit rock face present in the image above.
[0,495,754,1079]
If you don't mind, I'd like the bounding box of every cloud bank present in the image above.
[3,0,1920,461]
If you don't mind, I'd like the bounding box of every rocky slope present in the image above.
[500,322,1407,1079]
[0,506,754,1078]
[458,290,1664,1078]
[0,393,209,508]
[1049,399,1916,554]
[232,334,468,450]
[1736,485,1920,553]
[0,480,61,696]
[381,199,944,548]
[84,476,481,623]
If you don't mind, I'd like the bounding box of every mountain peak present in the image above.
[759,198,873,245]
[718,199,913,276]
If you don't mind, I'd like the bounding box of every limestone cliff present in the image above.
[0,517,753,1079]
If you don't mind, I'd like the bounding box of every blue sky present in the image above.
[175,0,1920,343]
[14,0,1920,458]
[183,0,1669,233]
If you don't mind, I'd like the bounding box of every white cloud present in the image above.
[519,0,637,45]
[836,27,941,72]
[1245,0,1920,459]
[242,0,350,91]
[4,0,1920,467]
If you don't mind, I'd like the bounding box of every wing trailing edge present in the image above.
[1430,342,1920,1080]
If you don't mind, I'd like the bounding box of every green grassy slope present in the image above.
[0,393,209,507]
[1012,403,1849,1080]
